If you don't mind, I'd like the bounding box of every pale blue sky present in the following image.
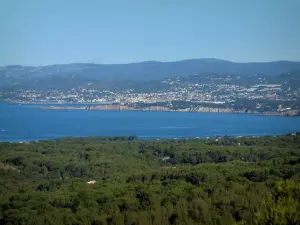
[0,0,299,66]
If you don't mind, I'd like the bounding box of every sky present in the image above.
[0,0,299,66]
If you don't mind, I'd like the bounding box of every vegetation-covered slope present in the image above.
[0,134,300,225]
[1,59,300,89]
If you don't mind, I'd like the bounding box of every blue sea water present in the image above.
[0,100,300,142]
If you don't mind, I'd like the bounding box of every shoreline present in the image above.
[39,105,300,117]
[2,99,299,117]
[1,132,298,143]
[5,99,110,105]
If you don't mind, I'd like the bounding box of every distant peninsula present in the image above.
[40,104,300,117]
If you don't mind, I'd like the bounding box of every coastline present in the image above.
[39,104,300,117]
[1,132,299,143]
[2,99,299,117]
[5,99,109,105]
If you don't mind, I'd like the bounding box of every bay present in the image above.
[0,100,300,142]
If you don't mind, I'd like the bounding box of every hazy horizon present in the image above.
[2,58,300,68]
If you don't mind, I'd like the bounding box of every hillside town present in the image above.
[1,74,299,115]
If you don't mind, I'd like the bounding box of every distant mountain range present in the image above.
[1,59,300,89]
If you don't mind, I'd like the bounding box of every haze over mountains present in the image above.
[1,58,300,90]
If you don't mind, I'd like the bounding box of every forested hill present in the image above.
[1,59,300,85]
[1,134,300,225]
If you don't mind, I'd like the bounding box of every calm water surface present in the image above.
[1,100,300,142]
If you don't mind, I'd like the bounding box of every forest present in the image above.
[0,134,300,225]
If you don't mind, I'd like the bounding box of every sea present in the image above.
[1,100,300,142]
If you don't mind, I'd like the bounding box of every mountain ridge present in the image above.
[1,59,300,86]
[2,58,300,67]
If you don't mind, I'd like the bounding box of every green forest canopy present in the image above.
[0,134,300,225]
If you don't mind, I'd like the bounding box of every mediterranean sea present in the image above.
[1,100,300,142]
